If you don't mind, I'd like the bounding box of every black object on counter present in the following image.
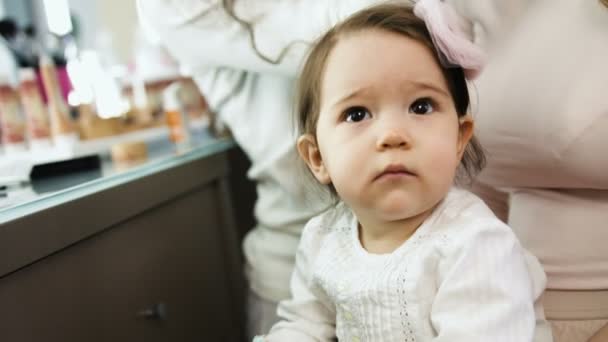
[30,155,102,194]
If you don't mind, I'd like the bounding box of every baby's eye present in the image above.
[409,98,434,115]
[344,106,372,122]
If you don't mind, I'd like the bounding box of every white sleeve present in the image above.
[430,225,541,341]
[261,217,336,341]
[136,0,387,77]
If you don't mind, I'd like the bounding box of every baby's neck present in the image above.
[357,208,434,254]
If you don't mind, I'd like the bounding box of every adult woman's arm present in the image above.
[136,0,387,77]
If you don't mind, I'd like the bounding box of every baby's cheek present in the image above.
[325,153,363,192]
[425,144,460,179]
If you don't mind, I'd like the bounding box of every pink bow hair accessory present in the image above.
[413,0,485,79]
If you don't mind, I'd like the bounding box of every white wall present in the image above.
[4,0,138,65]
[67,0,98,51]
[1,0,31,26]
[98,0,137,64]
[69,0,137,64]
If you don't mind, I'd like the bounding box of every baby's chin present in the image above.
[375,207,426,223]
[371,196,437,222]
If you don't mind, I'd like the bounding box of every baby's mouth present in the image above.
[374,164,416,181]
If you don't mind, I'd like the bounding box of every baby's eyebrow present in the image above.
[330,87,373,109]
[327,80,449,111]
[410,80,450,97]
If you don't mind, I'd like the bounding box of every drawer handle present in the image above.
[137,302,167,321]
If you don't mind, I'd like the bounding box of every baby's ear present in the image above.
[297,134,331,184]
[457,115,474,160]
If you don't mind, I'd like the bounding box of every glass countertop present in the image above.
[0,129,234,225]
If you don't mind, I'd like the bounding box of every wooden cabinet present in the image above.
[0,145,248,341]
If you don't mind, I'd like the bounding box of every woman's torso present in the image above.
[472,0,608,290]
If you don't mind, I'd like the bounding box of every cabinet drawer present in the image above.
[0,183,239,341]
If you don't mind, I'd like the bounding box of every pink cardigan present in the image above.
[452,0,608,290]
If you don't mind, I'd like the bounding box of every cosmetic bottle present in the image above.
[163,82,190,148]
[18,68,51,149]
[39,54,77,146]
[0,77,27,153]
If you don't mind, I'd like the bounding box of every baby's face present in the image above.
[312,29,471,222]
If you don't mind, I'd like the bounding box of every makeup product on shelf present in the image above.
[163,82,190,147]
[38,54,77,145]
[0,77,27,153]
[111,141,148,170]
[18,68,51,149]
[77,103,122,140]
[131,74,154,126]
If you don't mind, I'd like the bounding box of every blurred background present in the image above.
[0,0,207,152]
